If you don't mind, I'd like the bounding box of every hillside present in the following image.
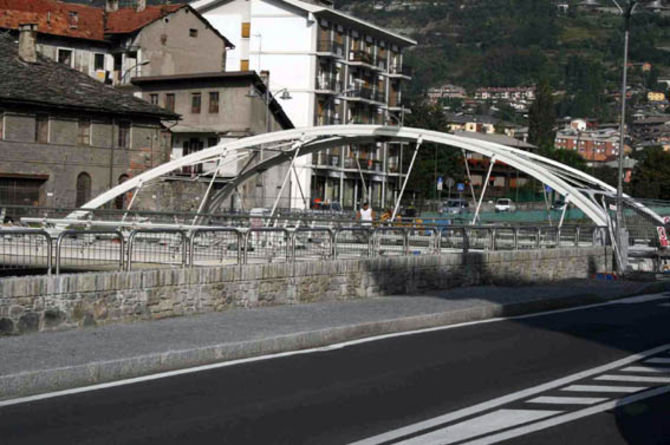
[337,0,670,118]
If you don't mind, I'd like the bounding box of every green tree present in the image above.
[631,146,670,199]
[528,79,556,150]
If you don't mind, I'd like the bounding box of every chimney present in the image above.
[105,0,118,12]
[259,70,270,85]
[18,23,38,64]
[136,0,146,12]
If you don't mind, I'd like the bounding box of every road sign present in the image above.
[446,177,455,189]
[658,226,669,249]
[456,183,465,192]
[437,176,443,191]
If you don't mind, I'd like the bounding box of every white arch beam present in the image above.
[66,125,664,227]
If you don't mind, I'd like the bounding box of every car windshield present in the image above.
[497,199,510,205]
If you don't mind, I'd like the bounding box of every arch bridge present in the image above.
[66,125,663,231]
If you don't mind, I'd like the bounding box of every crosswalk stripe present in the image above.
[595,374,670,384]
[394,409,561,445]
[621,366,670,374]
[526,396,607,405]
[561,384,647,393]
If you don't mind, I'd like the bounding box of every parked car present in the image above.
[440,199,469,215]
[551,199,567,211]
[494,198,516,213]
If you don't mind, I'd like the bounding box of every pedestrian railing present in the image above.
[188,228,242,267]
[334,227,372,258]
[55,230,124,274]
[0,228,52,275]
[0,223,611,277]
[293,227,334,261]
[127,229,188,271]
[243,228,291,264]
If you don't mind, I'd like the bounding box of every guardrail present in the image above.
[0,224,611,277]
[55,230,124,274]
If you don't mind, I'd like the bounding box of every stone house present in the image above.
[0,0,233,85]
[0,28,178,214]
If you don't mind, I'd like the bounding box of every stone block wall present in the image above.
[0,247,612,336]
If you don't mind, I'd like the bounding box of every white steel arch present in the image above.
[68,125,665,227]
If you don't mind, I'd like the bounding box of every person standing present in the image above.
[357,202,375,227]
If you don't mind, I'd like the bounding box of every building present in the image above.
[554,127,621,162]
[192,0,416,209]
[426,84,467,104]
[445,113,520,138]
[0,28,177,213]
[130,70,295,209]
[0,0,233,85]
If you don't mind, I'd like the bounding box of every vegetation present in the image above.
[338,0,670,118]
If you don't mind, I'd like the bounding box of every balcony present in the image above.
[315,114,342,126]
[317,39,344,57]
[315,76,341,93]
[349,50,378,69]
[389,64,412,78]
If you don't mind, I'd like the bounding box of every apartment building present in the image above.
[555,128,621,162]
[192,0,416,209]
[0,0,232,85]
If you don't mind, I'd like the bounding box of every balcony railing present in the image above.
[317,39,345,56]
[315,76,341,92]
[350,50,374,65]
[389,64,412,76]
[315,114,342,126]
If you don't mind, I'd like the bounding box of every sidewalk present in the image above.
[0,279,667,401]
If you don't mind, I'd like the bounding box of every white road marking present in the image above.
[621,366,670,373]
[646,358,670,365]
[561,384,647,393]
[526,396,607,405]
[394,409,561,445]
[595,374,670,384]
[458,385,670,445]
[615,294,669,304]
[348,344,670,445]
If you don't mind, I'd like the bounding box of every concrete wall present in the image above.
[0,247,612,336]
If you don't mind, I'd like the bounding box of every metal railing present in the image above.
[127,229,188,271]
[55,230,124,274]
[0,228,52,276]
[0,223,611,277]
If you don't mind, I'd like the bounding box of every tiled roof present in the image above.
[0,34,178,119]
[105,4,184,34]
[0,0,105,41]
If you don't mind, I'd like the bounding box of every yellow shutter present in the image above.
[241,22,251,38]
[240,59,249,71]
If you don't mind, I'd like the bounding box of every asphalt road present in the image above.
[1,293,669,445]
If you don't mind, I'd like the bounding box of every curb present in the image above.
[1,282,668,402]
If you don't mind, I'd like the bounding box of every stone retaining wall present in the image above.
[0,247,612,335]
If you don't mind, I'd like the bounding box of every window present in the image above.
[68,11,78,29]
[191,93,201,114]
[77,119,91,145]
[150,94,159,105]
[189,28,198,38]
[118,121,130,148]
[94,53,105,71]
[57,49,73,66]
[75,172,91,207]
[209,91,219,113]
[240,59,249,71]
[165,93,175,112]
[207,137,218,147]
[114,174,129,210]
[35,115,48,143]
[241,22,251,38]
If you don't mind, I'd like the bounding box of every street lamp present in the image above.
[594,0,666,275]
[121,59,150,83]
